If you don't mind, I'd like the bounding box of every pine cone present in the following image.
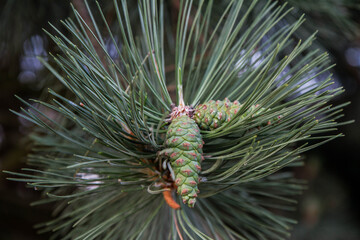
[193,98,240,130]
[194,99,282,130]
[161,115,204,207]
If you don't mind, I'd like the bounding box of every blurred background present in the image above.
[0,1,359,239]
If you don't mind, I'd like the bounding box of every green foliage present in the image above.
[285,0,360,43]
[5,0,352,239]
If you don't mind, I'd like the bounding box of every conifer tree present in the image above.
[5,0,354,239]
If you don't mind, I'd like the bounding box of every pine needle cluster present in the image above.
[5,0,351,239]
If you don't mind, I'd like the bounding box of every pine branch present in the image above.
[4,0,352,239]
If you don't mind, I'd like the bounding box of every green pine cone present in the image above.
[193,98,237,130]
[162,115,203,207]
[194,98,282,130]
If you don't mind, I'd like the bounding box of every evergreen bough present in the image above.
[5,0,352,239]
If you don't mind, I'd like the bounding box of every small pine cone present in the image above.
[193,98,241,130]
[194,99,282,130]
[160,115,203,207]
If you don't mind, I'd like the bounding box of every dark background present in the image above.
[1,1,360,239]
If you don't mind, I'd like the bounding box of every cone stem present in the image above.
[177,67,184,107]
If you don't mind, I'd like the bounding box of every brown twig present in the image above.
[163,190,180,210]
